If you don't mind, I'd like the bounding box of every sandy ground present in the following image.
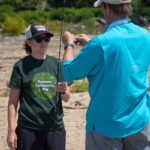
[0,36,90,150]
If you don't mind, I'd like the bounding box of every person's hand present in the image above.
[7,130,17,150]
[62,31,74,44]
[55,82,70,102]
[55,82,68,94]
[74,34,91,47]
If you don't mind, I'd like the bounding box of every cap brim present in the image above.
[32,31,54,38]
[94,0,102,7]
[46,32,54,37]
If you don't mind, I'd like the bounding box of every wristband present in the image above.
[64,43,74,50]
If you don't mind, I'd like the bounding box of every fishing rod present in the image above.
[56,0,66,86]
[58,0,65,61]
[49,1,66,149]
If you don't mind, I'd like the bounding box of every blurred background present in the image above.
[0,0,150,36]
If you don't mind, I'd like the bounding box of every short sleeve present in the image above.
[9,65,22,88]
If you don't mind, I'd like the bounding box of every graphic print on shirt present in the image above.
[31,72,57,100]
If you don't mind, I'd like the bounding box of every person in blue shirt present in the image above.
[62,0,150,149]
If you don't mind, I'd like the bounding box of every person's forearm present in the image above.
[7,96,19,150]
[63,46,74,62]
[8,102,18,132]
[7,88,20,132]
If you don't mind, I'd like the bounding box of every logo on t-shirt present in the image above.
[31,72,57,100]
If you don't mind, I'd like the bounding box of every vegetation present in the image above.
[70,79,89,93]
[2,88,9,97]
[0,7,103,35]
[2,82,9,97]
[2,15,26,36]
[1,0,150,9]
[0,0,149,36]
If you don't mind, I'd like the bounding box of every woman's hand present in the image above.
[7,130,17,150]
[55,82,68,93]
[55,82,70,102]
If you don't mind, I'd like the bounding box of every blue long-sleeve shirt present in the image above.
[62,17,150,138]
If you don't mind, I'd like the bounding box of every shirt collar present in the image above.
[104,17,131,32]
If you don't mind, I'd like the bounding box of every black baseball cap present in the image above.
[25,24,54,40]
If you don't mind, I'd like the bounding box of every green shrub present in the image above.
[2,15,26,36]
[45,21,62,35]
[18,11,42,24]
[50,8,63,21]
[63,8,77,22]
[70,79,88,93]
[0,5,150,36]
[18,10,52,24]
[139,7,150,16]
[72,8,94,23]
[0,5,15,27]
[91,8,103,18]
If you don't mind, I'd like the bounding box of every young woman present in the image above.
[7,24,71,150]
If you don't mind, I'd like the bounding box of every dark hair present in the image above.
[103,3,132,17]
[23,42,32,54]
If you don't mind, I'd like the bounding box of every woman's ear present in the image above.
[26,39,32,46]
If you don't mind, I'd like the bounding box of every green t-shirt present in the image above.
[9,55,71,130]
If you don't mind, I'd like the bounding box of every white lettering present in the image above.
[35,80,55,89]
